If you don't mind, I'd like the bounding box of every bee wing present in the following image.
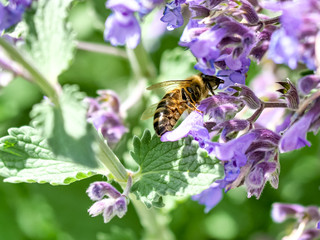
[141,103,159,120]
[147,80,192,92]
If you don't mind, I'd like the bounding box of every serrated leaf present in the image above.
[0,126,99,185]
[130,130,224,208]
[30,84,101,169]
[23,0,75,83]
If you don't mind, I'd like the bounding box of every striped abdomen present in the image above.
[153,89,188,136]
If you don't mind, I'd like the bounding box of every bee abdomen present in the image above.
[153,96,186,136]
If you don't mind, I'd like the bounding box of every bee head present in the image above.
[201,74,225,95]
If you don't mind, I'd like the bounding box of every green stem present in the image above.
[77,41,128,59]
[126,43,156,80]
[126,43,175,240]
[130,194,175,240]
[96,132,128,182]
[0,37,59,105]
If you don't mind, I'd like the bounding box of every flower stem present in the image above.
[247,101,288,122]
[264,102,288,108]
[126,43,156,80]
[0,37,59,105]
[77,41,128,59]
[247,104,265,122]
[129,194,176,240]
[126,44,175,240]
[95,131,128,182]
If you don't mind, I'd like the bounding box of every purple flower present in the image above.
[231,84,261,109]
[272,203,306,223]
[87,177,132,223]
[210,129,280,197]
[85,90,127,148]
[210,119,250,142]
[268,0,320,69]
[160,0,185,31]
[161,111,210,148]
[272,203,320,240]
[104,0,141,49]
[192,183,223,213]
[0,0,31,31]
[198,93,244,123]
[87,181,121,200]
[279,98,320,152]
[298,75,320,95]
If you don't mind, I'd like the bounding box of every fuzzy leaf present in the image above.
[30,85,102,169]
[23,0,75,83]
[130,130,224,208]
[0,126,100,185]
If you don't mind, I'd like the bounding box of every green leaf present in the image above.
[0,126,99,185]
[23,0,75,83]
[130,130,224,208]
[30,84,102,169]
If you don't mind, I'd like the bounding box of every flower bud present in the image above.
[240,0,259,24]
[87,177,132,223]
[211,119,250,142]
[199,93,245,123]
[277,79,299,109]
[231,84,261,109]
[86,181,121,201]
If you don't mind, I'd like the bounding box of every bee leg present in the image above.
[186,102,203,114]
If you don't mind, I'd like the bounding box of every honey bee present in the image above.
[141,73,224,136]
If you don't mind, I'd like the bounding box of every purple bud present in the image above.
[87,178,131,223]
[246,161,277,198]
[240,0,259,24]
[211,119,250,142]
[250,43,269,62]
[189,5,210,19]
[85,90,127,148]
[271,203,305,223]
[114,197,128,218]
[231,84,261,109]
[253,129,281,145]
[86,182,121,201]
[199,93,244,122]
[277,79,299,109]
[232,47,244,59]
[298,75,320,95]
[259,25,277,41]
[218,36,242,49]
[300,229,320,240]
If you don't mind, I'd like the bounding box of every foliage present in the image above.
[0,0,320,239]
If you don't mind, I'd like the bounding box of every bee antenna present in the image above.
[216,75,228,77]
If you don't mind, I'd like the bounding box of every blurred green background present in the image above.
[0,1,320,239]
